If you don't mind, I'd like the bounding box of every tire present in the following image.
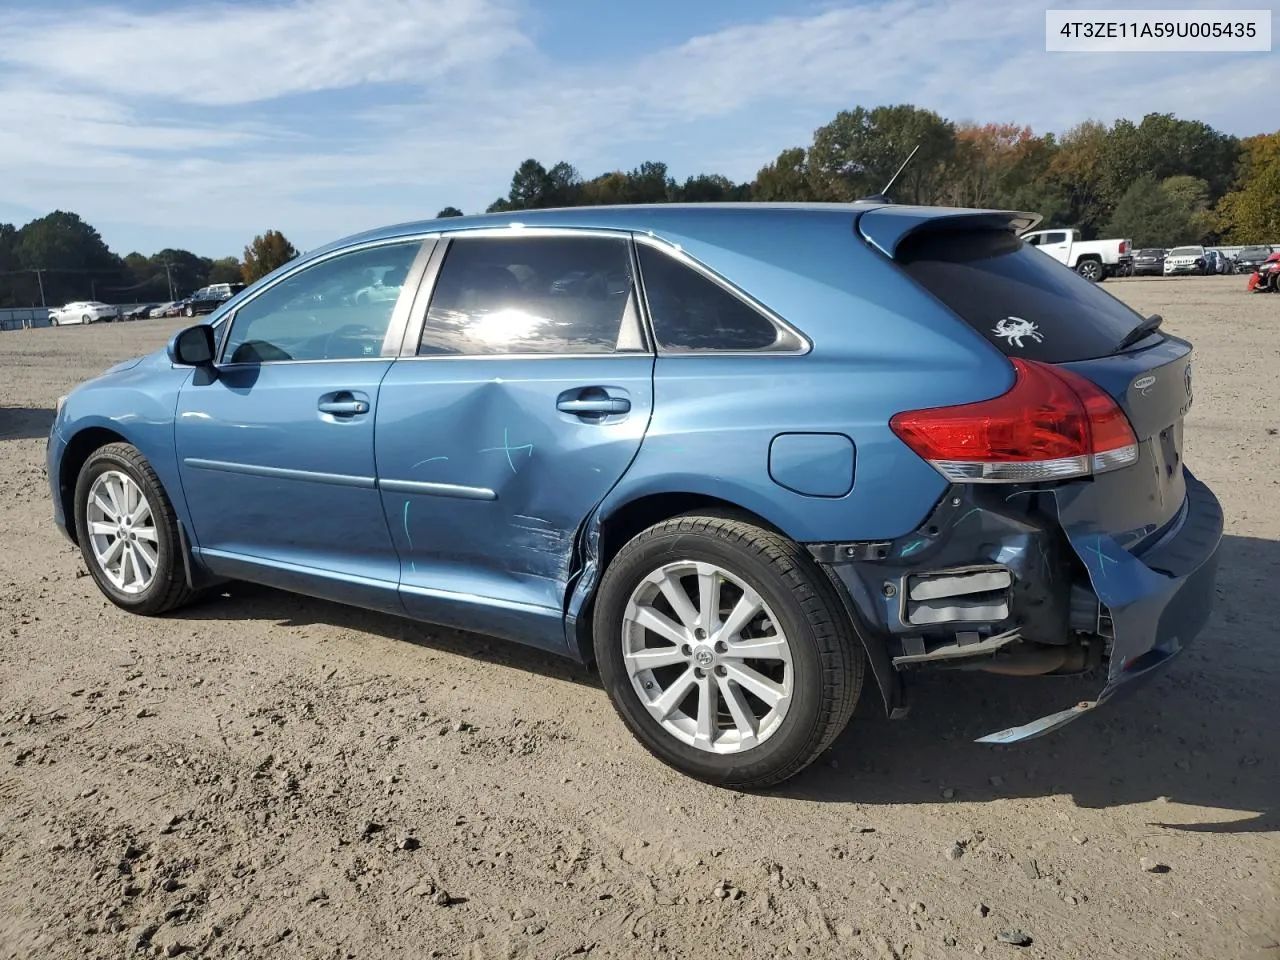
[185,305,195,317]
[73,442,195,616]
[81,314,91,324]
[1075,259,1104,283]
[593,513,864,789]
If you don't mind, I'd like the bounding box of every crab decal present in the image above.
[992,316,1043,348]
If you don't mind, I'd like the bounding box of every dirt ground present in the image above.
[0,275,1276,960]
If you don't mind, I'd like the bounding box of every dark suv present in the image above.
[1235,245,1275,274]
[1131,248,1165,276]
[183,283,246,317]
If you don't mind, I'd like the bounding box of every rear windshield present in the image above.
[1138,248,1163,256]
[896,229,1147,363]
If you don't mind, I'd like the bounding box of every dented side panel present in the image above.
[374,356,655,651]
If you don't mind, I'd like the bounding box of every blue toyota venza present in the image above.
[47,203,1222,788]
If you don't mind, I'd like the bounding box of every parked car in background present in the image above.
[164,300,190,318]
[183,283,245,317]
[1246,251,1280,293]
[1131,248,1166,276]
[1163,246,1206,276]
[1203,250,1231,275]
[48,301,118,325]
[1235,245,1276,274]
[123,303,159,321]
[149,302,177,318]
[1020,228,1132,282]
[46,203,1222,788]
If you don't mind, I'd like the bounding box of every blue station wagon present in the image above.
[47,203,1222,788]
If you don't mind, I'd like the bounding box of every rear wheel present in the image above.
[73,443,195,615]
[81,314,91,324]
[185,304,195,317]
[593,514,863,789]
[1076,259,1104,282]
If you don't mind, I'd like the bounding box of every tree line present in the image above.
[3,104,1276,308]
[0,221,299,309]
[449,106,1277,250]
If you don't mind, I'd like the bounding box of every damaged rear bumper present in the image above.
[813,469,1223,743]
[975,470,1222,743]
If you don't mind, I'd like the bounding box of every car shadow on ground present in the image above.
[171,533,1277,830]
[0,407,54,441]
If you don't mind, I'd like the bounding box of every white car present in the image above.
[1163,246,1206,276]
[49,301,118,326]
[1021,228,1133,283]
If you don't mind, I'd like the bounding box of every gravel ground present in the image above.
[0,275,1277,960]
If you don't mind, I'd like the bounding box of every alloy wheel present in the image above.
[622,560,793,754]
[85,470,160,595]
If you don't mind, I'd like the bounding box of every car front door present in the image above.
[174,237,434,614]
[1038,231,1071,264]
[374,230,654,651]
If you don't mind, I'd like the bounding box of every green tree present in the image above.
[435,206,464,218]
[1046,121,1111,236]
[152,248,214,299]
[207,256,243,285]
[671,173,748,202]
[1104,174,1212,247]
[241,230,299,284]
[808,104,956,204]
[13,211,126,305]
[751,147,817,201]
[1101,113,1240,207]
[1215,132,1280,243]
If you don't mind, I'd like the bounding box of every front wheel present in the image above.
[1076,259,1104,282]
[81,314,91,324]
[184,305,195,317]
[593,514,864,789]
[73,443,195,615]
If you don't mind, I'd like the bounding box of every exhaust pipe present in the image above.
[976,644,1091,677]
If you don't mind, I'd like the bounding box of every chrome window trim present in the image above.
[631,232,812,357]
[211,234,439,367]
[398,229,656,361]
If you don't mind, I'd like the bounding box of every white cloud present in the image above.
[0,0,526,106]
[0,0,1272,256]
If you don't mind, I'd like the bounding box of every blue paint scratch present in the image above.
[1084,536,1119,579]
[480,428,534,474]
[411,456,449,470]
[954,508,981,527]
[899,539,927,558]
[402,500,416,573]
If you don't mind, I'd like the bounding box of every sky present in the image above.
[0,0,1274,258]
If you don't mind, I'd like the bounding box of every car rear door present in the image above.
[373,229,654,651]
[173,237,435,614]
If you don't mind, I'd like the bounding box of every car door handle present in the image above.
[557,397,630,415]
[318,399,369,415]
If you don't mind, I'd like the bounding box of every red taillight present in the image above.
[889,359,1139,483]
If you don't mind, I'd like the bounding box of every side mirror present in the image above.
[167,324,216,367]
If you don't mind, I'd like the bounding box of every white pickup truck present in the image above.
[1020,228,1133,283]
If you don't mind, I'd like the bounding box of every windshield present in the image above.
[1169,247,1202,256]
[896,228,1147,363]
[1240,246,1271,258]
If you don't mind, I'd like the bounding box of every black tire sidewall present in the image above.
[73,447,178,612]
[593,528,829,786]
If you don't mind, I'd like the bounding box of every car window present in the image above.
[418,235,644,356]
[896,228,1147,363]
[636,243,801,353]
[221,241,421,364]
[1041,231,1068,245]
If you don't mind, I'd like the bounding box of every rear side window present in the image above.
[419,235,644,356]
[896,229,1146,363]
[636,244,803,353]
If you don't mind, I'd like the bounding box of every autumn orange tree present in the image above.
[1215,132,1280,243]
[241,229,299,283]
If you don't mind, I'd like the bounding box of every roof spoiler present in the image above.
[856,208,1043,258]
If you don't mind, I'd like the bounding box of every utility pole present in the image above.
[34,268,46,308]
[164,261,175,300]
[91,278,97,300]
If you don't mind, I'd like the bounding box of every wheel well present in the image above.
[57,427,128,542]
[570,492,787,663]
[596,492,785,573]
